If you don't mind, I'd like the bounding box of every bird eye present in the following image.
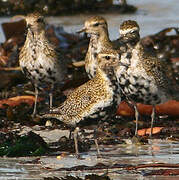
[93,22,99,27]
[37,17,43,23]
[105,56,110,60]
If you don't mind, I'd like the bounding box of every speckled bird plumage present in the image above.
[79,16,115,79]
[116,20,179,136]
[43,51,121,126]
[19,12,66,116]
[116,20,178,105]
[42,51,121,156]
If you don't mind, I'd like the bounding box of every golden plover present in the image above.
[18,12,67,117]
[42,50,121,157]
[116,20,179,136]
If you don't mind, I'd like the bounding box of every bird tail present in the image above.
[41,113,55,119]
[40,107,61,119]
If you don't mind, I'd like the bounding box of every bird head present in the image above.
[97,50,121,71]
[119,20,140,42]
[12,12,45,34]
[78,16,108,36]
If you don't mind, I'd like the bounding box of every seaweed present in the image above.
[0,131,48,157]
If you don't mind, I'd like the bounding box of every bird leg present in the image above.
[150,106,155,137]
[93,128,101,157]
[49,92,53,109]
[119,88,139,136]
[49,84,54,109]
[32,86,38,118]
[69,128,73,140]
[123,100,139,136]
[73,127,80,158]
[134,104,139,136]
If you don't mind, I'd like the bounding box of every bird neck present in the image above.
[120,32,140,51]
[89,34,98,47]
[98,29,111,46]
[89,29,112,53]
[95,68,111,84]
[27,28,46,42]
[96,66,116,85]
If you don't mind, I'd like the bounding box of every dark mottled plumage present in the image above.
[116,20,179,136]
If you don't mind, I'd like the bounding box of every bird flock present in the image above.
[17,12,179,157]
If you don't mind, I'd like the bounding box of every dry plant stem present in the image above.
[127,163,179,170]
[0,67,21,71]
[72,61,85,67]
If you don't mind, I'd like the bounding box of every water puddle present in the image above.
[0,158,43,179]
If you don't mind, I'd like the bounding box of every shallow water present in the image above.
[46,0,179,40]
[0,0,179,42]
[0,0,179,179]
[0,139,179,179]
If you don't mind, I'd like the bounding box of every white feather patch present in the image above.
[120,27,138,35]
